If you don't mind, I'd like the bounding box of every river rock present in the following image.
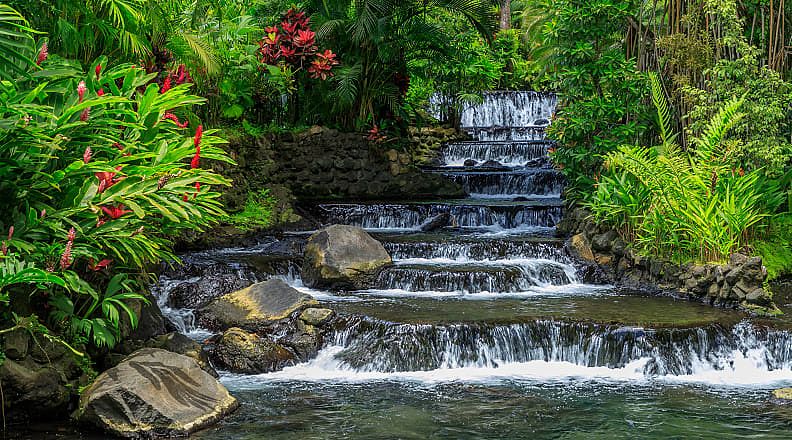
[109,332,217,377]
[167,269,252,309]
[127,293,167,341]
[0,325,88,420]
[299,308,335,326]
[533,118,550,126]
[480,160,503,168]
[301,225,392,290]
[568,233,595,262]
[420,213,451,232]
[773,388,792,403]
[209,328,295,374]
[198,278,317,332]
[76,348,238,438]
[463,159,478,167]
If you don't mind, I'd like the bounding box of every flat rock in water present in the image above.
[75,348,238,438]
[210,328,295,374]
[198,278,318,331]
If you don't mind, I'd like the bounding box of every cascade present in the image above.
[149,91,792,438]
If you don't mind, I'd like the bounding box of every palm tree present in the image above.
[304,0,497,128]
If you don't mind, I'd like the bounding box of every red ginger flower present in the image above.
[194,124,203,148]
[59,227,75,270]
[80,107,90,122]
[163,112,189,128]
[97,89,105,97]
[83,146,92,164]
[160,76,172,94]
[175,64,191,84]
[95,166,124,193]
[77,81,87,102]
[95,64,102,78]
[8,226,14,241]
[101,204,132,219]
[36,42,48,65]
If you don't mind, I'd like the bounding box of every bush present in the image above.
[587,74,786,263]
[0,45,234,348]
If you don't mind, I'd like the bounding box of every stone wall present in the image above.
[217,125,465,209]
[558,205,779,315]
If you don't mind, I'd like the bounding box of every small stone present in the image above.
[299,308,335,326]
[386,149,398,162]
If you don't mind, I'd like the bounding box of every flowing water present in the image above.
[152,92,792,438]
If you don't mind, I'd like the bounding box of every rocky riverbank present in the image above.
[558,205,781,316]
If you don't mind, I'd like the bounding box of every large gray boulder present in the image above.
[209,327,295,374]
[76,348,238,438]
[197,278,317,332]
[301,225,392,290]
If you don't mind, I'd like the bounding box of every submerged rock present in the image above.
[301,225,392,290]
[198,278,317,332]
[479,160,503,168]
[209,328,295,374]
[463,159,478,167]
[419,213,452,232]
[76,348,238,438]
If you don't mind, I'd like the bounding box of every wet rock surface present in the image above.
[209,328,295,375]
[301,225,393,290]
[197,278,318,332]
[76,348,238,438]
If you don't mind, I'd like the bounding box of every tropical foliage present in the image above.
[587,74,787,263]
[0,5,233,349]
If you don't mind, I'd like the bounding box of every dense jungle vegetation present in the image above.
[0,0,789,361]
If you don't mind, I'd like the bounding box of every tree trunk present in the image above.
[499,0,511,30]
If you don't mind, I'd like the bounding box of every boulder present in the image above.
[167,270,252,310]
[301,225,392,290]
[127,293,167,341]
[76,348,238,438]
[198,278,317,331]
[419,213,452,232]
[533,118,550,126]
[568,233,595,262]
[108,332,217,377]
[591,230,619,252]
[209,328,295,374]
[0,326,88,420]
[463,159,478,167]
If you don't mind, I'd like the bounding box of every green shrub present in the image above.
[227,189,276,231]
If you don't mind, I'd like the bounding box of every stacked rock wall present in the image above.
[217,125,465,208]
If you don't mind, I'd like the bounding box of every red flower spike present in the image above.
[97,89,105,97]
[163,112,189,128]
[101,204,132,220]
[195,182,201,193]
[80,107,90,121]
[194,125,203,148]
[191,153,200,169]
[160,76,172,94]
[182,193,189,202]
[8,226,13,241]
[36,42,48,65]
[96,217,106,227]
[59,227,76,270]
[83,146,92,164]
[77,81,87,102]
[95,64,102,78]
